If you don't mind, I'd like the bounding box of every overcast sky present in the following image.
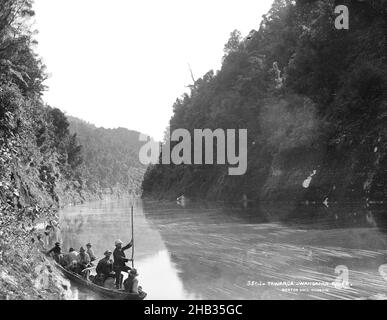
[34,0,273,140]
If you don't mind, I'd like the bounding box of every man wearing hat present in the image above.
[123,268,142,294]
[86,243,96,262]
[47,242,62,263]
[113,239,133,289]
[95,250,115,285]
[76,247,91,278]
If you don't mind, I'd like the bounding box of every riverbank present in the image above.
[0,189,74,300]
[0,189,134,300]
[0,243,72,300]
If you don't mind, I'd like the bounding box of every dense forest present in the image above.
[68,116,145,196]
[0,0,144,299]
[142,0,387,204]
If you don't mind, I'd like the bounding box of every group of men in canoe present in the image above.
[46,239,142,293]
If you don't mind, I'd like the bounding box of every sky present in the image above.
[33,0,274,141]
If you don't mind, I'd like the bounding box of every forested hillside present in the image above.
[0,0,84,299]
[68,116,145,196]
[142,0,387,203]
[0,0,144,299]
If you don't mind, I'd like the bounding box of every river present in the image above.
[58,197,387,300]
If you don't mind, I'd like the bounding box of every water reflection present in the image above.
[59,198,387,300]
[59,197,198,299]
[136,250,200,299]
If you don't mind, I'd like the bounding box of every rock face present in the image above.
[0,1,84,300]
[0,242,74,300]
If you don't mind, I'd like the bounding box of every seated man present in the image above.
[68,260,78,273]
[62,248,79,268]
[95,250,115,286]
[123,268,142,294]
[76,247,91,279]
[86,243,97,262]
[68,247,79,261]
[47,242,62,263]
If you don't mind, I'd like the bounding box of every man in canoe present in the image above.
[86,243,97,262]
[113,239,133,289]
[123,268,143,294]
[62,248,79,268]
[47,242,62,263]
[76,247,91,279]
[94,250,115,286]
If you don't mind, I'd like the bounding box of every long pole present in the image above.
[131,205,134,268]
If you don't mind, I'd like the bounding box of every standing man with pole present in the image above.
[131,205,134,268]
[113,238,133,289]
[112,205,136,289]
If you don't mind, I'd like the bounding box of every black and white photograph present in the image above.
[1,0,387,306]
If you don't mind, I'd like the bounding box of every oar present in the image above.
[81,266,95,273]
[80,256,104,273]
[131,205,135,268]
[81,257,134,274]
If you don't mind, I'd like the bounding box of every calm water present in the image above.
[59,198,387,300]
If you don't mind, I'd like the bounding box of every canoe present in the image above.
[55,263,147,300]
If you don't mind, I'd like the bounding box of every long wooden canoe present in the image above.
[55,263,147,300]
